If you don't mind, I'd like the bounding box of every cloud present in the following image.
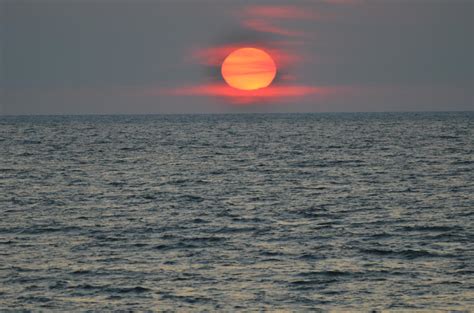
[243,5,315,20]
[241,19,304,37]
[153,84,339,105]
[240,5,317,37]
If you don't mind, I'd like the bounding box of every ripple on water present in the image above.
[0,112,472,310]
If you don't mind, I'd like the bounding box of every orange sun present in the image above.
[221,47,277,91]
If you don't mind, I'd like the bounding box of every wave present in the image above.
[401,225,463,232]
[360,248,454,259]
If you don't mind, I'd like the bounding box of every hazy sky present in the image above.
[2,0,473,114]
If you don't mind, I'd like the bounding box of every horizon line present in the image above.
[1,109,473,117]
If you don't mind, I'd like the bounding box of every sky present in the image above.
[1,0,473,114]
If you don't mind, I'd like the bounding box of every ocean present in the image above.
[0,112,473,311]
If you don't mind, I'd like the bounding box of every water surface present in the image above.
[0,112,473,310]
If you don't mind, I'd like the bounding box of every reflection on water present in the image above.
[0,112,473,310]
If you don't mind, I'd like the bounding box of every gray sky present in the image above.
[2,0,473,114]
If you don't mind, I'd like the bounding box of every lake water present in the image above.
[0,112,473,310]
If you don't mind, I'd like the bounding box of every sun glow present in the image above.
[221,47,277,91]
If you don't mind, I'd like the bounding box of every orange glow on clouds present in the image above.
[154,3,371,106]
[173,4,346,104]
[221,48,277,91]
[180,42,317,104]
[158,84,336,104]
[244,5,315,19]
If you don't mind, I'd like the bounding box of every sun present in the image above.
[221,47,277,91]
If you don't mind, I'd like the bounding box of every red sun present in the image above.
[221,47,277,91]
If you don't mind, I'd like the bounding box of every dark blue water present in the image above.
[1,112,473,310]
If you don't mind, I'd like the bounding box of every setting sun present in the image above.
[221,47,277,91]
